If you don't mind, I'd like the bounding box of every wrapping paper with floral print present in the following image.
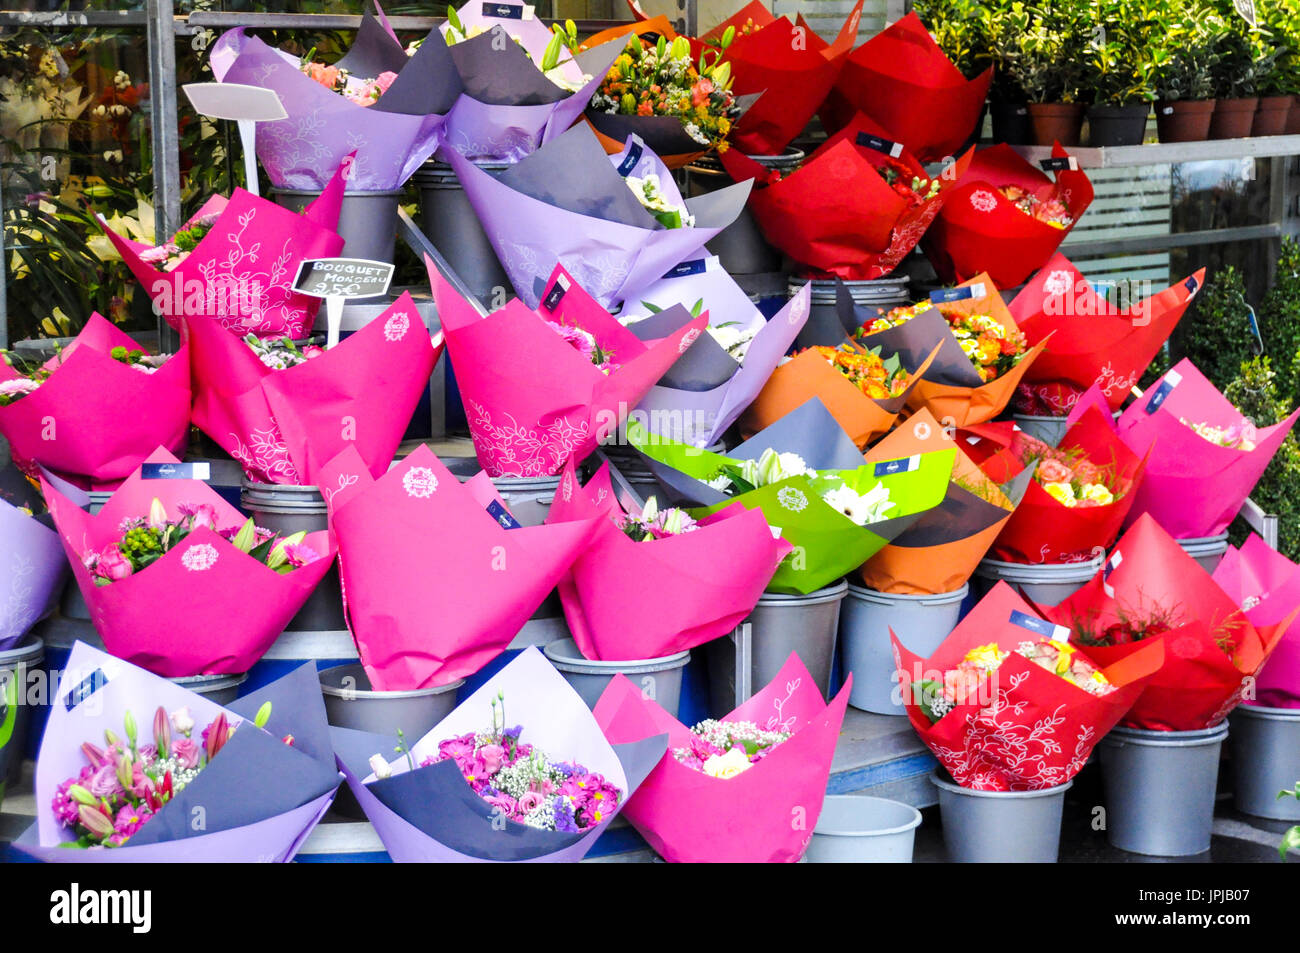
[617,257,810,447]
[624,0,863,156]
[186,292,440,485]
[991,405,1150,564]
[545,461,788,660]
[720,112,973,280]
[821,12,992,162]
[433,260,706,477]
[1212,535,1300,709]
[895,582,1163,791]
[330,645,667,862]
[43,448,335,677]
[0,314,190,487]
[102,163,346,339]
[859,408,1032,595]
[844,274,1048,428]
[445,124,750,308]
[1114,359,1300,539]
[629,396,956,593]
[1040,515,1295,731]
[17,642,340,862]
[0,466,67,651]
[593,652,850,862]
[210,15,460,190]
[316,446,600,691]
[1009,255,1204,415]
[923,143,1094,290]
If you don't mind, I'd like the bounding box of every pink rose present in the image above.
[374,71,398,94]
[519,791,544,814]
[94,546,134,581]
[301,345,324,359]
[179,502,219,530]
[478,743,505,774]
[172,737,200,769]
[1036,458,1074,484]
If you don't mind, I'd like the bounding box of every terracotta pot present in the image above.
[1027,102,1085,147]
[990,99,1032,145]
[1155,99,1216,143]
[1087,103,1150,146]
[1208,97,1259,140]
[1287,94,1300,135]
[1251,95,1293,136]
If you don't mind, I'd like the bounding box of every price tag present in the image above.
[873,454,920,477]
[1103,550,1123,598]
[665,259,708,278]
[1143,369,1182,414]
[182,83,287,199]
[855,132,903,158]
[1184,274,1200,296]
[1039,155,1079,172]
[540,272,570,313]
[930,284,986,303]
[293,258,395,349]
[616,139,644,177]
[486,500,523,529]
[1009,610,1071,643]
[141,461,211,481]
[64,669,107,712]
[485,3,533,19]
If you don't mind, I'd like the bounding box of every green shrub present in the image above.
[1256,237,1300,404]
[1171,265,1260,391]
[1225,356,1300,561]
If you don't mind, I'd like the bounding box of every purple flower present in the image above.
[87,763,123,799]
[553,797,578,833]
[52,766,95,827]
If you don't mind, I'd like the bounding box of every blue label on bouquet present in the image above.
[616,141,644,177]
[855,132,902,158]
[665,259,708,278]
[64,668,107,711]
[1009,610,1054,637]
[1144,376,1179,414]
[1184,274,1200,295]
[486,500,522,530]
[141,462,210,481]
[541,281,568,313]
[873,454,920,477]
[489,3,525,18]
[930,287,975,303]
[1039,156,1078,172]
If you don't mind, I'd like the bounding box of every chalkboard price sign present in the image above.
[294,258,395,348]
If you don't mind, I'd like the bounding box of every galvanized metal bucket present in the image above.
[1099,722,1229,856]
[684,148,805,276]
[840,583,968,714]
[1230,704,1300,820]
[271,188,403,264]
[59,490,114,622]
[1176,533,1231,575]
[412,158,511,305]
[1012,414,1071,447]
[543,637,690,718]
[932,769,1071,862]
[790,275,912,350]
[170,671,247,705]
[0,637,43,788]
[804,794,923,863]
[973,554,1103,606]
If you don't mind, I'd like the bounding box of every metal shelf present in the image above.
[1011,135,1300,169]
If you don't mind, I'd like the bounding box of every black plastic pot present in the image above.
[1086,103,1150,146]
[989,100,1032,145]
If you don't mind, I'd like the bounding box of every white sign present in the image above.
[182,83,287,198]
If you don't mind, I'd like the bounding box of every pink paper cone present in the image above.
[1213,536,1300,709]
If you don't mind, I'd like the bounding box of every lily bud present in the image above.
[254,701,273,729]
[265,531,306,570]
[152,706,170,759]
[721,25,736,49]
[147,497,167,531]
[68,784,95,806]
[640,496,659,525]
[123,709,138,750]
[231,517,257,554]
[78,804,116,838]
[116,752,133,790]
[80,742,107,768]
[205,712,229,761]
[541,31,562,72]
[661,507,685,536]
[711,61,731,88]
[670,36,690,61]
[369,753,392,779]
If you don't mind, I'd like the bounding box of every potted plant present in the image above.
[1082,2,1158,146]
[1150,3,1220,142]
[983,1,1036,144]
[1010,6,1088,146]
[1207,11,1263,138]
[1252,10,1296,134]
[921,0,999,146]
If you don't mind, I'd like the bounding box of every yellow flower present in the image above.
[702,747,753,779]
[963,642,1009,672]
[1043,481,1076,506]
[1080,483,1113,505]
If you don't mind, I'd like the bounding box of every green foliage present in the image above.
[1226,358,1300,560]
[1171,265,1260,392]
[1257,237,1300,404]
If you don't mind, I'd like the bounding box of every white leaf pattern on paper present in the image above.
[466,399,589,477]
[229,426,299,484]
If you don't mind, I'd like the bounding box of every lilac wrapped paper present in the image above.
[448,126,751,308]
[331,645,666,862]
[618,255,810,446]
[0,502,66,652]
[210,14,461,190]
[15,642,341,862]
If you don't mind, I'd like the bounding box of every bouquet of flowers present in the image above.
[630,397,955,593]
[992,405,1148,564]
[1113,359,1300,538]
[804,344,912,398]
[0,463,67,651]
[330,646,664,862]
[102,160,347,338]
[1010,255,1203,416]
[186,293,440,485]
[433,260,705,477]
[544,461,788,660]
[720,112,973,281]
[17,643,341,862]
[1040,514,1296,731]
[593,653,850,862]
[0,314,189,486]
[0,344,166,406]
[210,14,460,190]
[44,449,335,676]
[1213,535,1300,709]
[859,408,1030,595]
[446,125,750,309]
[317,446,600,690]
[895,583,1163,790]
[821,12,992,163]
[615,256,810,447]
[844,275,1046,427]
[435,3,620,161]
[924,144,1094,290]
[625,0,863,156]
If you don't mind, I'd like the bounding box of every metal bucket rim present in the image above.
[1231,702,1300,722]
[931,767,1073,798]
[974,556,1103,582]
[0,636,45,666]
[271,187,405,198]
[846,582,968,606]
[758,579,850,606]
[813,794,923,837]
[543,637,690,674]
[171,671,248,692]
[241,479,323,494]
[1175,533,1231,553]
[1103,722,1229,747]
[319,662,464,699]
